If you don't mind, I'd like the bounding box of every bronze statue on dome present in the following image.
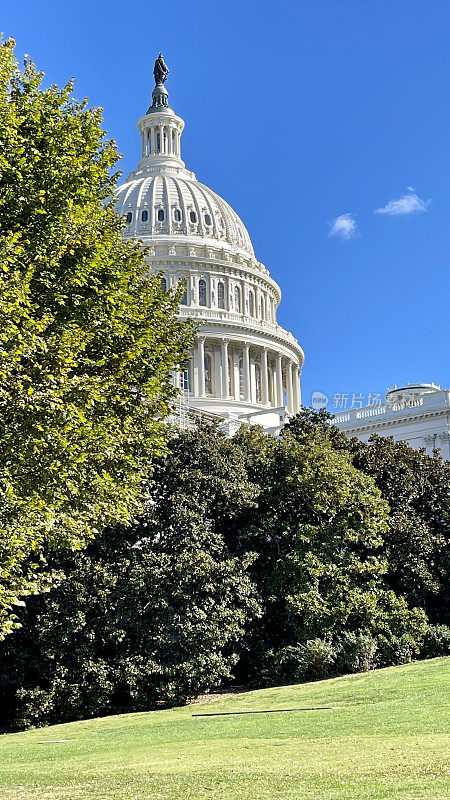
[153,53,169,85]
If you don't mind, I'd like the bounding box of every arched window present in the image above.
[199,279,207,306]
[160,277,167,293]
[204,354,212,394]
[248,291,254,317]
[180,286,187,305]
[234,285,241,313]
[190,210,197,223]
[204,213,212,226]
[157,133,161,153]
[217,282,225,309]
[141,209,148,222]
[157,208,165,222]
[125,212,132,223]
[174,208,182,222]
[255,363,261,403]
[239,359,244,399]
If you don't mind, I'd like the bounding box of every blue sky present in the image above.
[4,0,450,409]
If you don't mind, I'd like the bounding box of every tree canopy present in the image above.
[1,418,449,731]
[0,39,194,637]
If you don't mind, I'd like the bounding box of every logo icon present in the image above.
[311,391,329,410]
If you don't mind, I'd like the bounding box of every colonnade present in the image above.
[173,336,302,414]
[143,124,182,158]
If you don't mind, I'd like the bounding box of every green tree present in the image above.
[0,441,259,731]
[341,435,450,623]
[231,423,427,682]
[286,410,450,624]
[0,39,194,637]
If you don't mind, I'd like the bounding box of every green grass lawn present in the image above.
[0,657,449,800]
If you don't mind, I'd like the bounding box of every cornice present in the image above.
[340,406,450,435]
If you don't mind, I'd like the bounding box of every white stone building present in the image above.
[333,383,450,460]
[115,64,304,433]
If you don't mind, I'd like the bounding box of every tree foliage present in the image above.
[286,410,450,624]
[0,430,260,731]
[0,39,194,636]
[2,417,448,730]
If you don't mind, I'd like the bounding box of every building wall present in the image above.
[333,386,450,460]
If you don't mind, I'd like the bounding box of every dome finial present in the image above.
[153,53,169,86]
[148,53,171,112]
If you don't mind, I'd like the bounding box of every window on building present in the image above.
[217,281,225,309]
[160,277,167,292]
[249,291,254,317]
[157,208,165,222]
[125,212,132,223]
[174,208,182,222]
[190,210,197,223]
[205,353,212,394]
[141,209,148,222]
[204,213,212,226]
[180,363,191,392]
[234,285,241,313]
[255,363,261,403]
[180,286,187,305]
[199,279,207,306]
[157,133,161,152]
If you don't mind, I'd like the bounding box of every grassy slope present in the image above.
[0,658,449,800]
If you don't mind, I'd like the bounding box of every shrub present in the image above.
[419,625,450,658]
[263,639,337,686]
[335,632,378,673]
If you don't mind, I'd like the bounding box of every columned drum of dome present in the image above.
[115,55,305,430]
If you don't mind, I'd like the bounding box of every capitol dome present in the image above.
[116,55,304,431]
[115,174,255,259]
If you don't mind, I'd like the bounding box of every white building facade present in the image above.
[115,66,304,432]
[333,383,450,460]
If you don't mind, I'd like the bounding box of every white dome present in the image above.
[115,66,304,432]
[115,172,255,258]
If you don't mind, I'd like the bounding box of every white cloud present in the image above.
[375,188,432,216]
[328,213,359,240]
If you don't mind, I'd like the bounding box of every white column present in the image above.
[243,343,251,402]
[198,337,205,398]
[295,365,302,412]
[292,366,299,413]
[261,348,269,405]
[214,347,221,397]
[221,340,229,399]
[276,354,283,407]
[233,351,240,400]
[286,361,294,414]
